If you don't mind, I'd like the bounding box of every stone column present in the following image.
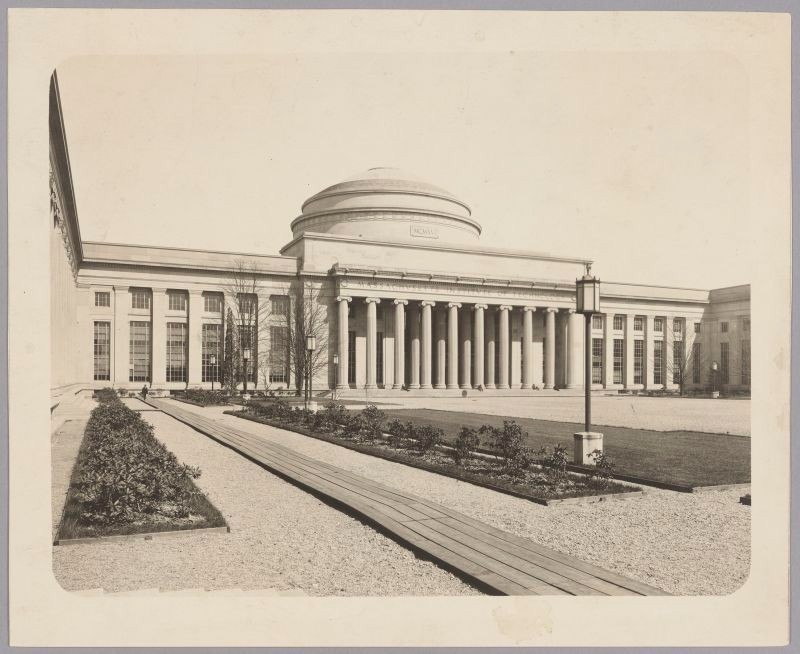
[364,298,380,389]
[473,304,486,388]
[558,310,570,387]
[645,314,655,388]
[434,307,447,389]
[408,302,421,389]
[544,307,557,389]
[151,288,167,386]
[420,301,435,389]
[497,305,512,389]
[460,305,472,389]
[392,300,407,389]
[112,285,130,385]
[624,314,636,388]
[187,290,204,385]
[567,310,583,388]
[664,314,675,389]
[447,302,461,389]
[522,306,535,389]
[336,296,351,389]
[603,314,614,388]
[485,307,496,389]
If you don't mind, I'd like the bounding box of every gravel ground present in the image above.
[52,409,480,596]
[347,395,751,436]
[189,403,750,596]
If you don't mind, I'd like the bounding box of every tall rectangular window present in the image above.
[613,338,624,384]
[269,325,288,383]
[93,321,111,380]
[166,322,187,382]
[672,339,684,384]
[271,296,289,316]
[634,339,644,384]
[613,315,624,331]
[741,340,751,386]
[693,342,702,384]
[653,340,664,385]
[634,316,644,332]
[204,294,222,313]
[654,318,664,333]
[720,322,729,333]
[168,292,187,311]
[673,318,683,336]
[202,323,222,383]
[131,289,150,310]
[743,317,750,334]
[129,321,151,382]
[239,324,257,383]
[592,315,603,330]
[347,331,356,385]
[720,342,730,384]
[377,332,384,386]
[592,337,603,384]
[95,291,110,307]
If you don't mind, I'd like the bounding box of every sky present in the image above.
[56,49,751,289]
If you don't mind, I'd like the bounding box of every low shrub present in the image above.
[386,419,409,448]
[93,387,118,404]
[413,424,443,454]
[184,389,228,406]
[75,398,202,526]
[588,449,615,489]
[359,404,386,441]
[452,426,480,465]
[480,420,532,477]
[538,443,569,482]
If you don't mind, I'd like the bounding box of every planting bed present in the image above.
[57,390,226,541]
[227,405,641,505]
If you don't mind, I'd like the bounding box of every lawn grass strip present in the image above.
[151,400,662,596]
[54,525,230,546]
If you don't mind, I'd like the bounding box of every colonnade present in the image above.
[335,296,587,390]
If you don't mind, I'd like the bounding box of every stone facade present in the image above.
[49,74,751,395]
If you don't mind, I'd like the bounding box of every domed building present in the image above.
[50,75,751,397]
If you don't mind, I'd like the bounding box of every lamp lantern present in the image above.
[306,335,317,352]
[576,272,601,315]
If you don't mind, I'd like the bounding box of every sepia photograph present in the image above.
[8,7,791,648]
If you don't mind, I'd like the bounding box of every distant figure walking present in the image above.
[141,384,149,401]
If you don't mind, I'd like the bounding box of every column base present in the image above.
[460,384,472,390]
[565,383,581,389]
[336,384,349,390]
[497,384,510,390]
[484,384,496,389]
[574,431,603,465]
[391,384,403,390]
[364,384,377,390]
[420,384,433,389]
[434,383,446,389]
[446,384,459,389]
[408,384,420,390]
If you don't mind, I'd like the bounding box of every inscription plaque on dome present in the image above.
[410,224,439,239]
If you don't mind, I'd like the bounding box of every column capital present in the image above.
[151,287,168,293]
[421,300,436,307]
[393,299,408,306]
[473,303,488,311]
[498,304,513,312]
[113,285,129,293]
[448,302,462,309]
[523,306,537,313]
[336,295,352,303]
[365,297,381,304]
[545,307,559,314]
[188,289,204,297]
[565,308,576,314]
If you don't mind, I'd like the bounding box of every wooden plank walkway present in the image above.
[147,398,668,597]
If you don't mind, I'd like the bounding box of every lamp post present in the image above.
[305,335,317,410]
[574,268,603,465]
[209,353,217,391]
[242,347,251,396]
[711,360,719,398]
[332,353,339,402]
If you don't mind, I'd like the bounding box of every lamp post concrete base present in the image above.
[573,431,604,465]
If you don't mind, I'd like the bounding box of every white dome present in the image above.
[290,167,480,244]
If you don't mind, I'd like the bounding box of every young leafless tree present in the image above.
[222,259,276,392]
[286,280,329,397]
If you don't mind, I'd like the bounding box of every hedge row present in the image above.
[75,389,203,525]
